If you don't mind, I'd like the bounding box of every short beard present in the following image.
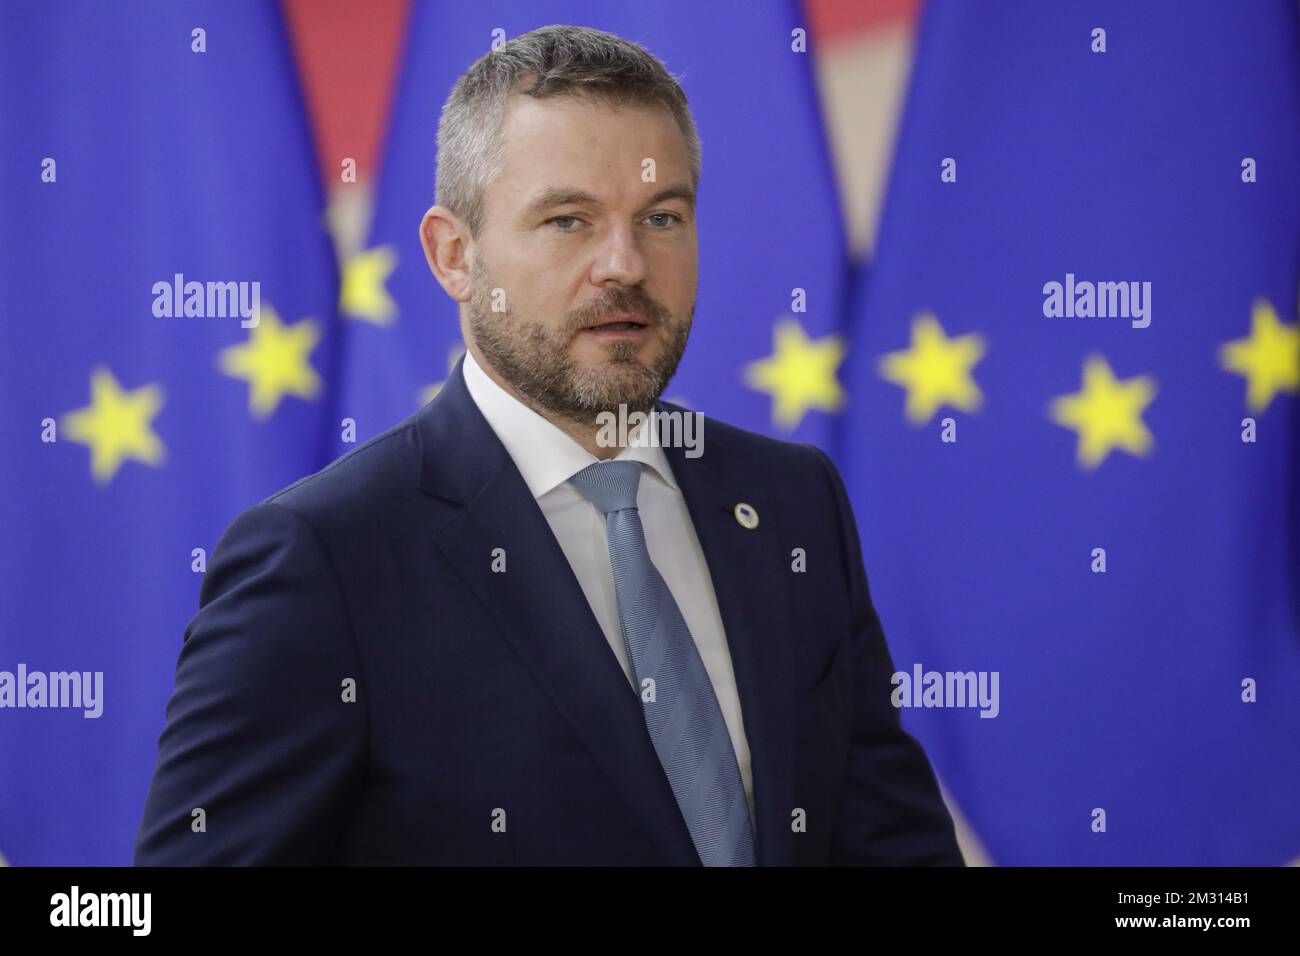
[466,256,692,428]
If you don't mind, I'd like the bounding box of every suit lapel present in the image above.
[662,422,797,867]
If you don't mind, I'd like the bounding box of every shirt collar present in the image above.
[461,347,679,499]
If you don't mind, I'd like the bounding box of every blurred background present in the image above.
[1,0,1296,866]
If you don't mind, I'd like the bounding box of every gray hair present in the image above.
[435,24,702,237]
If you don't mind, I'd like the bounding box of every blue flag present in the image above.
[839,0,1300,864]
[0,2,338,864]
[337,0,848,446]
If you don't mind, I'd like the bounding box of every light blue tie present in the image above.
[570,460,756,867]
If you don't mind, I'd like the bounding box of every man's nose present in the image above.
[589,224,646,287]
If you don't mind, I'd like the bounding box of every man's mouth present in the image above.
[580,313,651,340]
[583,313,648,331]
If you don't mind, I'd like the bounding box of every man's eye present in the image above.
[547,215,582,231]
[645,212,681,229]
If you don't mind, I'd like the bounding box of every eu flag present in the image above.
[0,2,338,864]
[839,0,1300,863]
[337,0,848,446]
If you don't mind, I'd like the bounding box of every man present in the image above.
[135,25,962,866]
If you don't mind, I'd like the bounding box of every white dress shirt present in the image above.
[461,348,755,827]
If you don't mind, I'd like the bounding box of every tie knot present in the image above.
[569,460,642,515]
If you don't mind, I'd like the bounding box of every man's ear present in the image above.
[419,205,473,302]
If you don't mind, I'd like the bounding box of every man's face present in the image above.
[466,94,698,423]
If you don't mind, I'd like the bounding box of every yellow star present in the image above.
[418,343,467,406]
[1050,354,1157,470]
[218,303,323,419]
[340,245,397,325]
[1219,298,1299,412]
[877,313,986,424]
[743,317,846,429]
[62,367,165,484]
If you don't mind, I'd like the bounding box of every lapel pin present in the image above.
[733,502,759,530]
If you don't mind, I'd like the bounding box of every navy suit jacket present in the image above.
[134,357,963,866]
